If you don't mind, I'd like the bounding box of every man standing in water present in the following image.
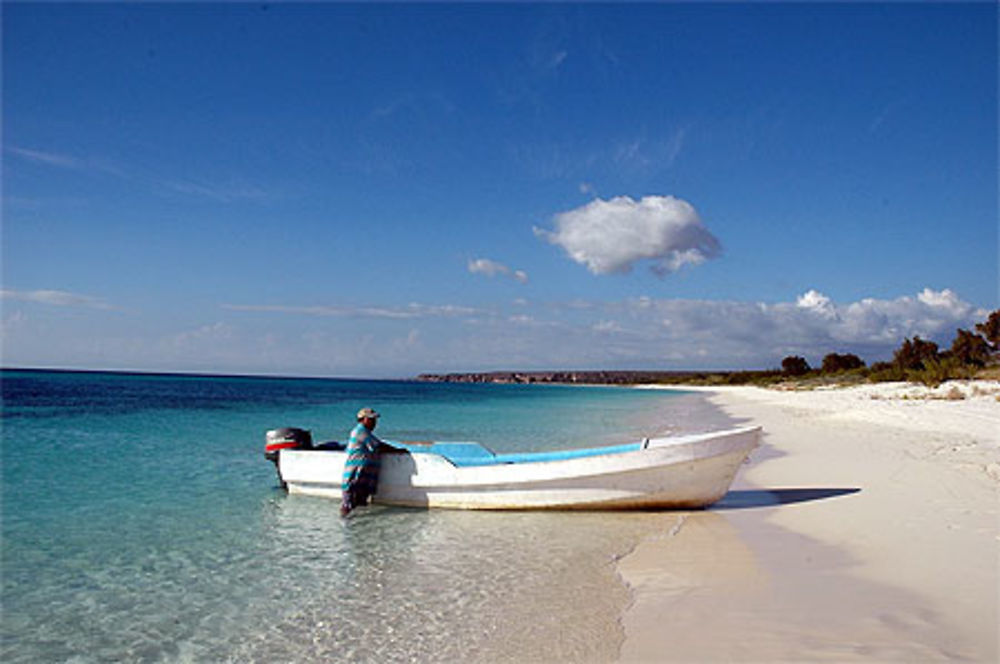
[341,408,385,517]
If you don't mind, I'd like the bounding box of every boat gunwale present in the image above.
[281,426,762,470]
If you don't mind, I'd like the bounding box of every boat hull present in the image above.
[278,426,760,510]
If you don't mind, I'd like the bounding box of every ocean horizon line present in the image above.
[0,365,407,383]
[0,365,731,384]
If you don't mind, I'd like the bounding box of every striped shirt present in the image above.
[341,422,381,503]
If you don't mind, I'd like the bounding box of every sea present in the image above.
[1,369,729,663]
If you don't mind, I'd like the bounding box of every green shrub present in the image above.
[821,352,865,373]
[867,361,906,383]
[975,310,1000,350]
[907,356,974,387]
[893,336,939,371]
[781,356,811,376]
[950,328,991,367]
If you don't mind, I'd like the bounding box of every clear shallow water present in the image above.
[1,370,718,662]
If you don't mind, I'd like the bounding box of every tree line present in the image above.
[780,310,1000,385]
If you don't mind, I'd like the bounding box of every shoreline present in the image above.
[617,380,999,661]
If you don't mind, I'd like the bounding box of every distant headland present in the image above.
[415,370,773,385]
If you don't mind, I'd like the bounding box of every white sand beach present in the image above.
[618,381,999,662]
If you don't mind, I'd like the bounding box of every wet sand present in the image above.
[618,381,1000,662]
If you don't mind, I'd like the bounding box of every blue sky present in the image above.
[3,2,997,377]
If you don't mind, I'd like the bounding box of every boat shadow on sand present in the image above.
[712,487,860,510]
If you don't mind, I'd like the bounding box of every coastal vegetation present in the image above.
[418,310,1000,389]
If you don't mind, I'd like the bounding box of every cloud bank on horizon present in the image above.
[2,286,989,376]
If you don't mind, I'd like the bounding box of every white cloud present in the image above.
[610,129,688,172]
[614,140,646,167]
[7,146,82,169]
[7,146,266,203]
[592,320,624,334]
[7,146,127,180]
[157,177,268,203]
[1,310,29,335]
[547,50,568,71]
[1,289,113,309]
[467,258,506,277]
[916,287,964,311]
[534,195,721,276]
[171,322,235,348]
[223,302,482,319]
[467,258,529,284]
[796,289,837,319]
[392,329,422,354]
[664,127,688,168]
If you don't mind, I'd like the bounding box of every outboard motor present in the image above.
[265,427,313,463]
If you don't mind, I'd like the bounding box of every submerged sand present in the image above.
[618,381,999,662]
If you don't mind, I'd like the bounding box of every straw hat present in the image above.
[356,407,380,421]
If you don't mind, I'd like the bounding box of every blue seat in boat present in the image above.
[391,440,643,467]
[493,441,642,464]
[392,441,498,466]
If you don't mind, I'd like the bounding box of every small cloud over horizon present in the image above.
[1,288,114,310]
[7,145,269,203]
[7,146,83,169]
[223,302,482,319]
[467,258,529,284]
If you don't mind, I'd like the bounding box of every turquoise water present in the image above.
[1,370,721,662]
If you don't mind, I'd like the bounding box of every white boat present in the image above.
[266,425,761,510]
